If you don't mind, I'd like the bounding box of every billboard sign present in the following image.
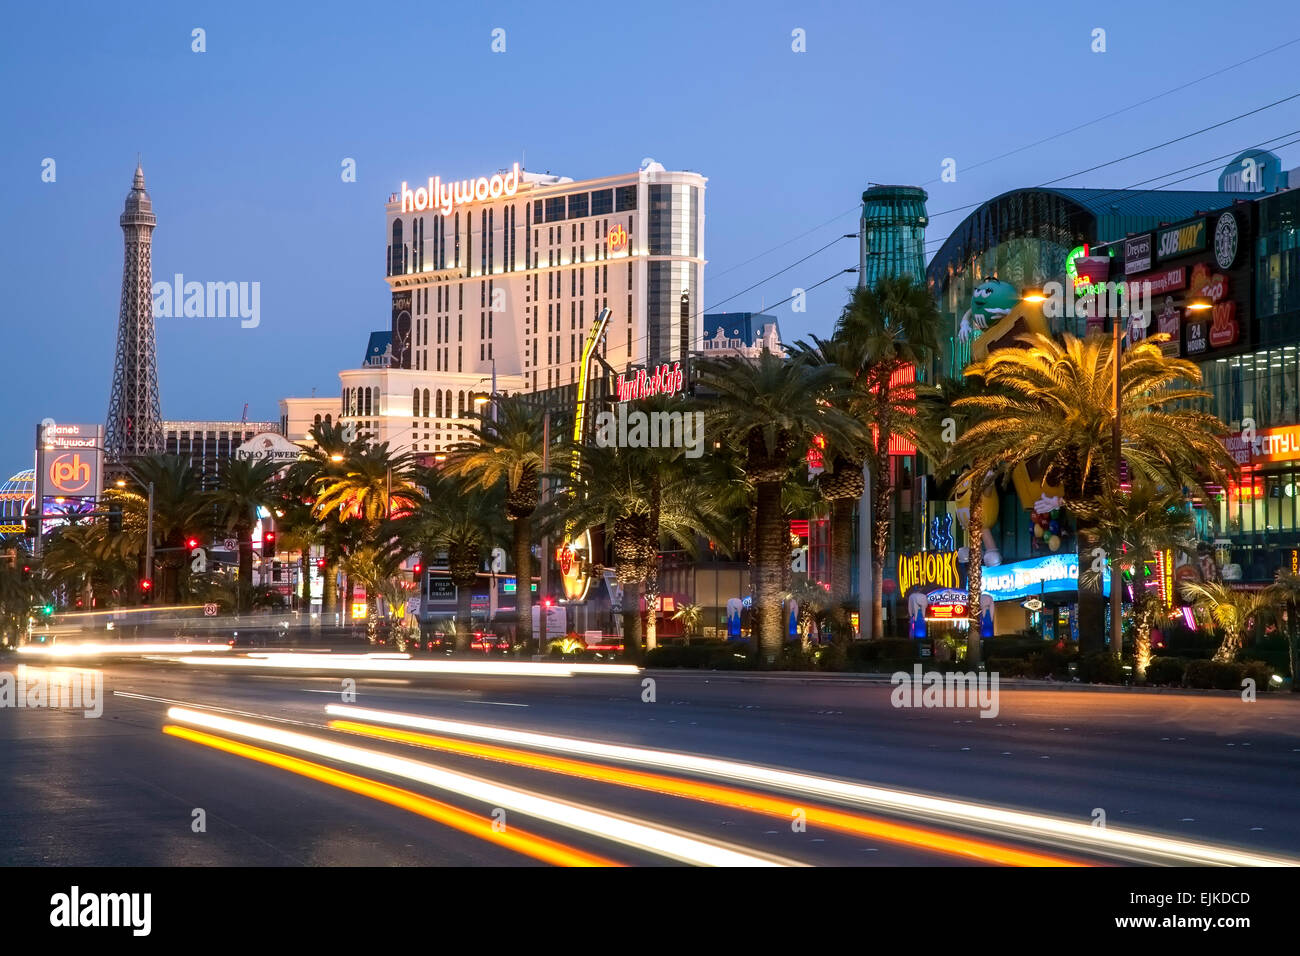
[981,553,1110,601]
[1123,233,1153,274]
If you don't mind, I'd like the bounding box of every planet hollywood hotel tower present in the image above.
[383,160,706,394]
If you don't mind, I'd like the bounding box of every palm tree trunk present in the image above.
[513,518,532,653]
[755,478,786,665]
[454,578,473,653]
[321,555,336,622]
[1290,599,1299,693]
[238,530,253,613]
[644,558,660,652]
[621,577,642,660]
[1212,628,1243,663]
[1076,524,1105,654]
[829,496,854,640]
[966,473,985,666]
[871,462,891,641]
[1134,598,1156,681]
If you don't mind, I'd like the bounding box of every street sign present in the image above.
[222,538,237,552]
[203,603,218,616]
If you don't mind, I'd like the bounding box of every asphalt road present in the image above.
[3,657,1298,866]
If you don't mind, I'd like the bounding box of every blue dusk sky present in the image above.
[3,0,1300,472]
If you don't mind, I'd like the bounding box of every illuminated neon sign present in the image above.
[616,362,685,403]
[608,224,629,253]
[400,163,521,216]
[897,550,960,596]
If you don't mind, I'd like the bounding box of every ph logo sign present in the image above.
[49,453,92,493]
[608,224,628,254]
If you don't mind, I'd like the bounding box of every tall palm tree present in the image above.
[1077,482,1195,677]
[832,276,943,641]
[446,395,546,652]
[312,442,420,522]
[207,457,283,612]
[950,333,1237,653]
[691,349,858,664]
[289,420,369,621]
[1180,581,1273,664]
[543,441,733,662]
[123,455,210,602]
[0,552,42,645]
[401,469,505,652]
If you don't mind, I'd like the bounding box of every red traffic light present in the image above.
[140,579,153,591]
[316,558,326,569]
[542,597,554,609]
[186,538,199,549]
[412,563,422,575]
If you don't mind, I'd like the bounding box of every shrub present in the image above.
[816,641,849,672]
[986,657,1028,678]
[982,635,1052,660]
[845,639,918,671]
[1025,644,1077,680]
[1143,656,1186,686]
[644,640,753,669]
[1240,634,1290,677]
[776,640,817,671]
[1183,659,1245,690]
[1242,659,1275,692]
[1076,651,1127,684]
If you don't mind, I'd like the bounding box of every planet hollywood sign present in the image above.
[615,362,686,403]
[400,163,521,217]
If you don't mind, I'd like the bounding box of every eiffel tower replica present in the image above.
[105,161,164,461]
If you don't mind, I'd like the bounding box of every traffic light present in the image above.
[24,515,38,539]
[316,558,326,569]
[107,504,122,534]
[542,597,554,609]
[186,537,199,550]
[412,562,423,576]
[41,604,53,616]
[263,531,275,554]
[21,564,31,579]
[140,578,153,593]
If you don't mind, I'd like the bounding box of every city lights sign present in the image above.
[1156,218,1207,261]
[981,553,1110,601]
[400,163,521,217]
[37,422,103,510]
[556,529,593,602]
[897,550,960,596]
[607,224,629,254]
[615,362,686,402]
[925,589,969,621]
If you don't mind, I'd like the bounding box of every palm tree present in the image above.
[0,552,41,646]
[950,333,1237,653]
[830,276,943,641]
[543,441,733,662]
[446,395,546,653]
[1265,572,1300,692]
[1077,482,1195,677]
[1180,581,1273,664]
[340,539,408,641]
[312,442,420,523]
[670,602,704,642]
[123,455,210,603]
[289,420,370,621]
[689,349,859,664]
[401,469,505,652]
[207,457,283,612]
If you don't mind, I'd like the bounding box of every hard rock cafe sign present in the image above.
[556,530,593,602]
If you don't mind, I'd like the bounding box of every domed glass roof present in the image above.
[0,468,35,521]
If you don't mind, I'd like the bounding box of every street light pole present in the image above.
[145,481,155,588]
[539,407,550,656]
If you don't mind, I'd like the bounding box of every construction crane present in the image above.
[240,403,248,423]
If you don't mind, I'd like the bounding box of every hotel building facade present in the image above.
[329,160,705,457]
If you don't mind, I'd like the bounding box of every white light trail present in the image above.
[18,642,231,657]
[165,706,787,867]
[176,652,638,678]
[325,706,1300,868]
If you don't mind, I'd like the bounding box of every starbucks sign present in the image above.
[1214,211,1240,270]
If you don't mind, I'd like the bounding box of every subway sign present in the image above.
[1156,218,1206,262]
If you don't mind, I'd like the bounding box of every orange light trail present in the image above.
[163,724,618,868]
[329,719,1085,867]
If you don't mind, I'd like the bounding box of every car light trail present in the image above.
[165,706,792,867]
[324,706,1300,868]
[175,653,638,678]
[330,719,1083,867]
[19,642,231,657]
[164,724,617,866]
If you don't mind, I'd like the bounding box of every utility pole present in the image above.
[145,481,155,591]
[538,407,550,656]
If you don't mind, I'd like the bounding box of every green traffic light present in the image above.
[41,605,53,615]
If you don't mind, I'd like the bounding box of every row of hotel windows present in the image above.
[342,387,512,422]
[389,189,637,278]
